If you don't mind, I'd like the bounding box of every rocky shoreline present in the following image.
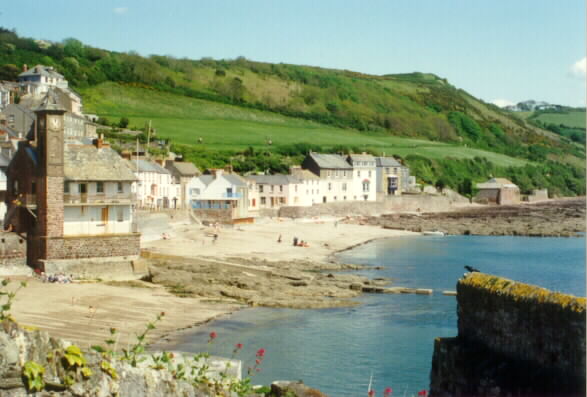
[352,198,585,237]
[145,253,391,309]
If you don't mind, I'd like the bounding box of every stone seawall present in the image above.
[430,273,586,397]
[279,193,470,218]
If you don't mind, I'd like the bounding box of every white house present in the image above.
[128,159,180,209]
[245,174,306,209]
[188,169,250,222]
[301,152,357,203]
[346,153,377,201]
[289,166,322,206]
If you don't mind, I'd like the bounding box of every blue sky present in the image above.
[1,1,585,106]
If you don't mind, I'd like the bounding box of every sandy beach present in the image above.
[8,216,416,347]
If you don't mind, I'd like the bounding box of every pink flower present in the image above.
[209,331,217,340]
[235,343,243,350]
[418,390,427,397]
[256,348,266,357]
[384,387,393,396]
[368,390,375,397]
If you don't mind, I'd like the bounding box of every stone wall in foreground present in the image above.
[430,273,586,397]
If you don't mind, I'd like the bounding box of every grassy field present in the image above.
[532,110,586,129]
[80,82,528,167]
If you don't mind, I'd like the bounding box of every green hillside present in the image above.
[0,27,584,196]
[80,82,527,167]
[532,109,585,129]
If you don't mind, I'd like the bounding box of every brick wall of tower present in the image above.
[36,176,64,238]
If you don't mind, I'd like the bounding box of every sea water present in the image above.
[168,236,585,396]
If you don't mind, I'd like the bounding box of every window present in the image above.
[117,182,123,193]
[362,181,370,192]
[334,196,337,201]
[342,183,347,192]
[357,171,361,177]
[280,185,283,192]
[117,207,124,222]
[328,183,332,191]
[343,196,347,201]
[295,185,298,192]
[368,171,372,177]
[227,188,233,197]
[260,197,266,205]
[79,183,87,194]
[96,182,104,193]
[190,188,200,196]
[64,183,69,193]
[271,185,274,193]
[259,185,264,193]
[280,197,286,204]
[386,168,390,173]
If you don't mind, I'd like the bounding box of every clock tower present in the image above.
[33,90,66,258]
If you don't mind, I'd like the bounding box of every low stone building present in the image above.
[4,91,139,269]
[474,178,520,205]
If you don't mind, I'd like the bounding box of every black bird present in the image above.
[464,265,480,273]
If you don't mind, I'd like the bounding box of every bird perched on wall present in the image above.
[464,265,480,273]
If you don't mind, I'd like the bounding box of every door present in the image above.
[101,207,109,234]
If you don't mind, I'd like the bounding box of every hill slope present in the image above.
[0,28,584,195]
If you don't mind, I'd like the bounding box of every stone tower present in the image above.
[30,90,66,265]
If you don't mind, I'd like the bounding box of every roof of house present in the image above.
[128,159,170,174]
[166,161,200,176]
[347,153,375,162]
[307,152,352,169]
[64,144,136,181]
[292,169,320,180]
[476,178,518,189]
[246,174,301,185]
[375,157,403,167]
[19,65,64,80]
[224,173,247,187]
[197,173,247,187]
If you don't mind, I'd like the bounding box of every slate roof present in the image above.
[36,89,67,112]
[347,153,375,163]
[224,173,247,187]
[292,169,320,180]
[198,174,247,187]
[166,161,200,176]
[246,174,301,185]
[64,144,136,181]
[375,157,403,167]
[19,65,64,79]
[308,152,351,169]
[128,159,170,174]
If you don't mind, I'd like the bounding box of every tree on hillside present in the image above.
[118,117,129,129]
[0,64,19,80]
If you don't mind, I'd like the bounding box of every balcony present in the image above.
[222,192,242,199]
[63,193,137,205]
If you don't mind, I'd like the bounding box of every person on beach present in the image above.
[213,233,218,243]
[293,237,298,246]
[277,234,282,243]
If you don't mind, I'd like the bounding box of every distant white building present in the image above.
[188,169,250,222]
[128,159,180,209]
[245,174,306,209]
[346,153,377,201]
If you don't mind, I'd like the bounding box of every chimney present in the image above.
[93,133,105,149]
[120,151,131,160]
[22,64,28,72]
[155,159,164,166]
[289,165,301,177]
[224,164,233,173]
[210,168,224,179]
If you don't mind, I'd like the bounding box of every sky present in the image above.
[1,1,585,107]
